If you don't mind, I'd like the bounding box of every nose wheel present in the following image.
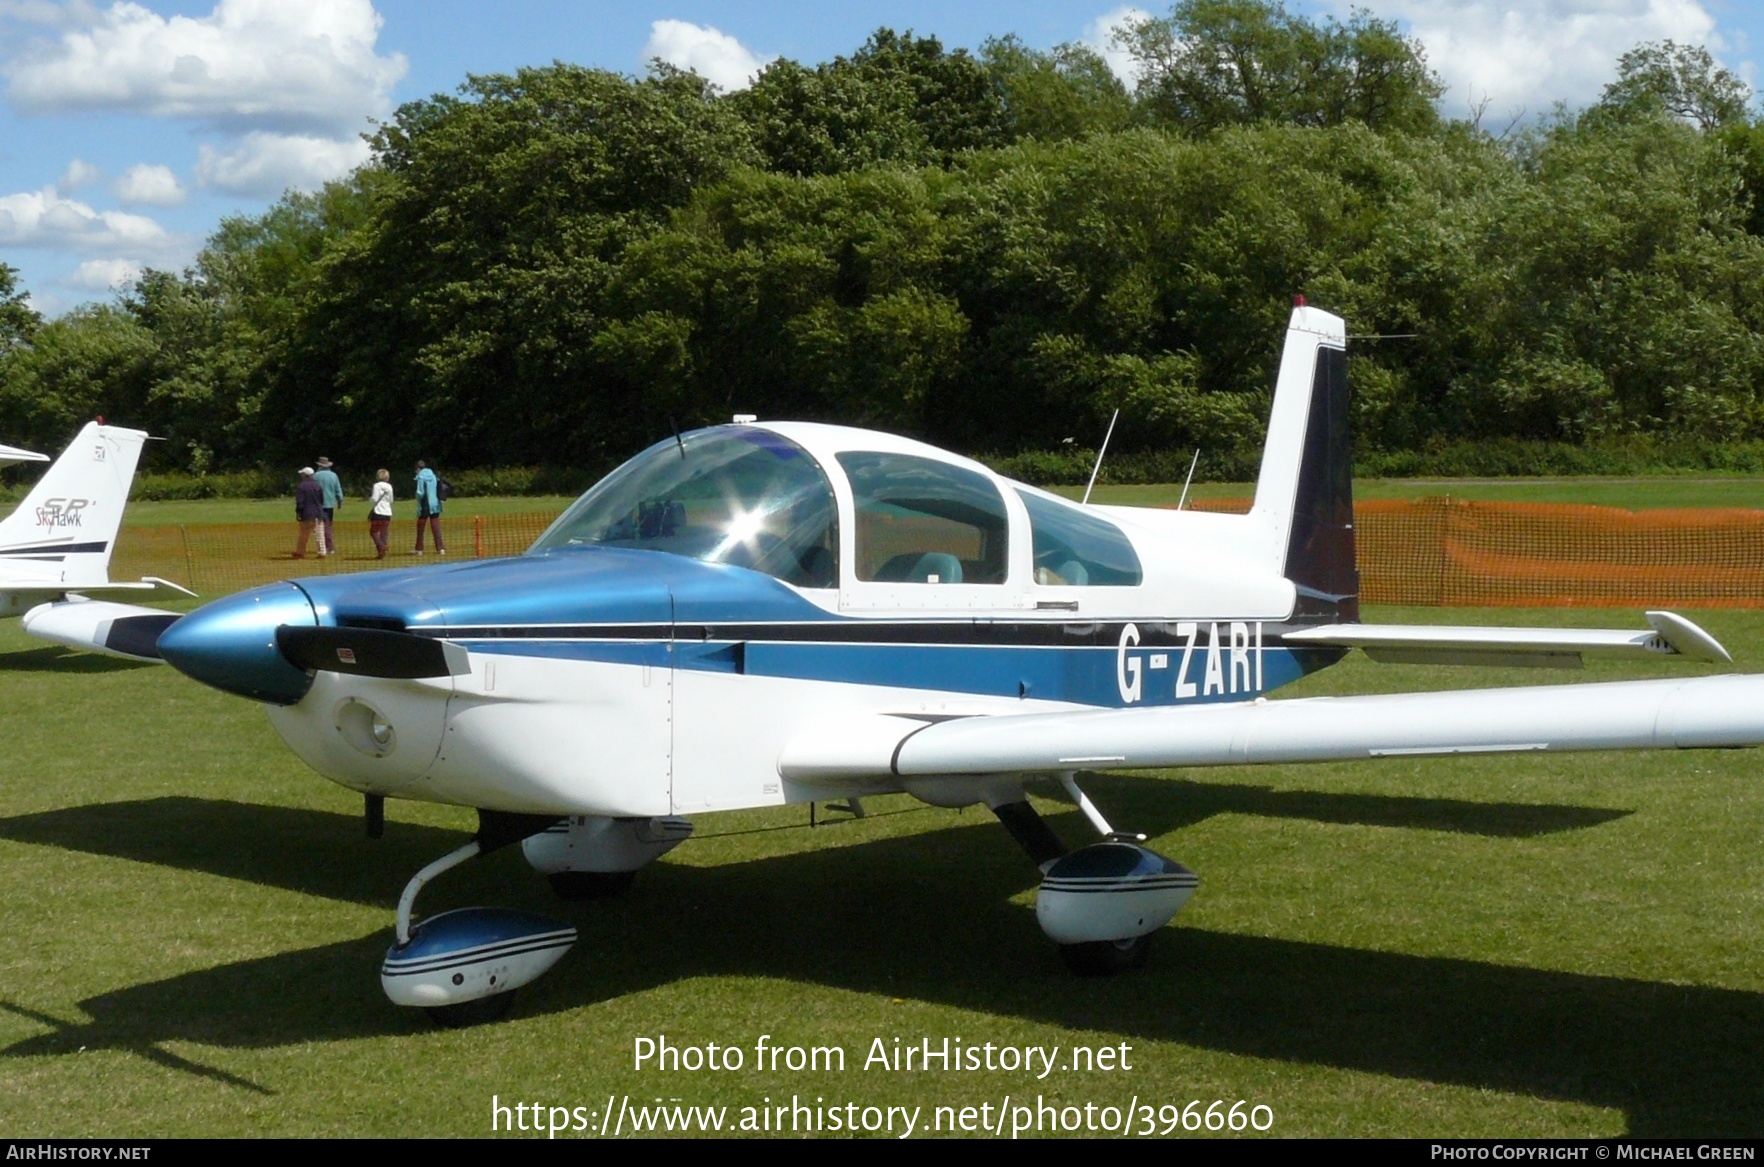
[381,810,576,1027]
[1060,936,1152,976]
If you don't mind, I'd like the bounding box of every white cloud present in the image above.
[642,19,771,92]
[1319,1,1725,123]
[195,130,369,196]
[1084,5,1153,87]
[58,157,99,188]
[0,186,167,253]
[113,161,183,206]
[5,0,408,134]
[0,1,99,27]
[66,256,139,289]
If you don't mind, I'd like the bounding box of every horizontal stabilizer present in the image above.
[1283,610,1730,667]
[22,599,179,662]
[277,626,470,680]
[778,673,1764,781]
[69,576,199,598]
[0,442,47,467]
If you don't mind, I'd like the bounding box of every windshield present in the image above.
[530,428,839,587]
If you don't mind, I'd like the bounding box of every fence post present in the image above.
[474,514,486,559]
[180,524,196,594]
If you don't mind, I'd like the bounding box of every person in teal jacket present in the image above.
[414,460,444,554]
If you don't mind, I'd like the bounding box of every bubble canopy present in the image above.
[529,428,840,588]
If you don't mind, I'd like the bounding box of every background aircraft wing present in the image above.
[778,673,1764,782]
[0,442,47,467]
[22,598,181,662]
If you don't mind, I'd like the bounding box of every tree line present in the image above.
[4,1,1764,482]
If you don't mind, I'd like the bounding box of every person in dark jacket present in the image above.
[294,467,324,559]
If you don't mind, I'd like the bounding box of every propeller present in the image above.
[276,626,470,680]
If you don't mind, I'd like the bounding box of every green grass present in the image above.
[2,606,1763,1136]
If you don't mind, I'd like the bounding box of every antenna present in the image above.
[1081,408,1120,506]
[1176,449,1200,510]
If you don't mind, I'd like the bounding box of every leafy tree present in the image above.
[734,29,1009,175]
[1596,41,1751,131]
[0,307,155,448]
[1120,0,1442,135]
[0,263,39,351]
[981,35,1132,141]
[272,64,760,469]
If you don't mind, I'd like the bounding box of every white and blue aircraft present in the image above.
[33,306,1764,1025]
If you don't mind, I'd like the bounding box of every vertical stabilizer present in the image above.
[0,422,148,587]
[1249,307,1358,621]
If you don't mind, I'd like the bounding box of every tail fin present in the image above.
[0,422,148,587]
[1249,306,1358,621]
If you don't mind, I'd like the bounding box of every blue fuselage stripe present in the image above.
[458,635,1330,707]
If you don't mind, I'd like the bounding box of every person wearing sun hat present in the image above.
[293,467,324,559]
[313,456,343,556]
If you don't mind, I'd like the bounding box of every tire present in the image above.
[1060,935,1151,976]
[424,989,516,1028]
[547,870,637,901]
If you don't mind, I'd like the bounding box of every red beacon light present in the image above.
[1292,295,1306,308]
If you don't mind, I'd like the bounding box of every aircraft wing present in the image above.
[22,598,181,662]
[0,442,47,467]
[1281,610,1730,666]
[778,673,1764,782]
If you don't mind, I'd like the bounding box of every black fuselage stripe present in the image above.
[0,540,107,556]
[400,620,1338,650]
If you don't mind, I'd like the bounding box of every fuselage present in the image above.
[159,422,1343,817]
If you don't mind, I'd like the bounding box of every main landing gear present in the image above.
[991,773,1198,976]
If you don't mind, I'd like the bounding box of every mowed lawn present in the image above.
[0,482,1762,1137]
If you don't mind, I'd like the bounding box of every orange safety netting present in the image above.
[108,500,1764,608]
[1188,497,1764,607]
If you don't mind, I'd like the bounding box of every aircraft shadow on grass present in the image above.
[0,646,156,674]
[6,790,1749,1135]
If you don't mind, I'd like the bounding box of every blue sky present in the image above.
[2,1,1762,315]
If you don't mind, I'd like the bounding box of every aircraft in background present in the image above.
[0,421,192,632]
[31,305,1764,1026]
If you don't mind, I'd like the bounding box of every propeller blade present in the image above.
[276,626,469,680]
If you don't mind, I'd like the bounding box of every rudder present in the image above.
[1249,306,1358,621]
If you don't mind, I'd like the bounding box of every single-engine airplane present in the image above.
[32,305,1764,1026]
[0,421,191,628]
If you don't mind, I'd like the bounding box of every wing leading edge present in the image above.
[778,673,1764,782]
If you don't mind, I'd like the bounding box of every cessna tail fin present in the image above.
[1249,305,1358,621]
[0,422,148,589]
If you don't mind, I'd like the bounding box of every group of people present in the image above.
[294,459,446,560]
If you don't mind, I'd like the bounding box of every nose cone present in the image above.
[158,582,319,704]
